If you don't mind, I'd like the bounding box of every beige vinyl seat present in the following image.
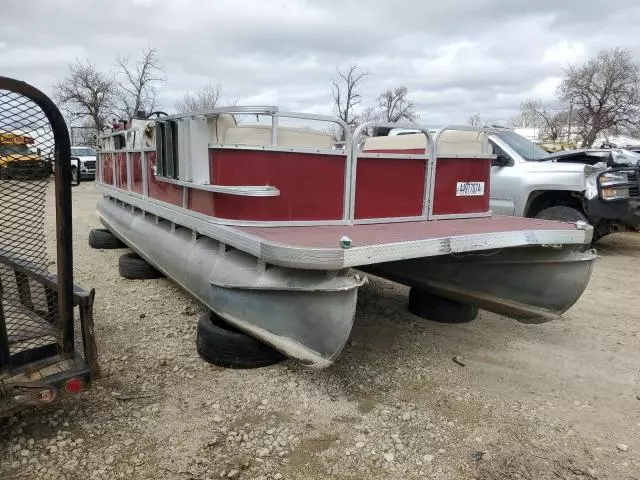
[362,130,491,156]
[208,114,333,149]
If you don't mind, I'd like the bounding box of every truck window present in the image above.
[490,140,506,156]
[0,144,31,155]
[489,139,513,166]
[494,131,550,161]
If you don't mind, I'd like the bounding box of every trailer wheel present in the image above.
[88,228,126,249]
[408,288,478,323]
[118,252,164,280]
[71,166,79,185]
[196,312,286,369]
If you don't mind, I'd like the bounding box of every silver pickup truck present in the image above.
[488,129,640,242]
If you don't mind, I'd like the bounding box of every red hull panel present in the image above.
[210,149,346,221]
[115,153,127,189]
[354,157,425,219]
[131,153,143,194]
[103,153,113,185]
[432,158,491,216]
[147,152,183,206]
[99,144,492,221]
[189,188,216,216]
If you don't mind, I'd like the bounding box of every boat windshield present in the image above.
[494,131,551,161]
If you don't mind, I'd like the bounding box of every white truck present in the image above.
[52,145,96,184]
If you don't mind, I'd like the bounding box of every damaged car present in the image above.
[488,129,640,242]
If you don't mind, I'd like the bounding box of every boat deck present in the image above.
[233,216,589,269]
[238,215,580,248]
[99,190,591,271]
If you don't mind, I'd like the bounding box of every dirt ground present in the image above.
[1,181,639,480]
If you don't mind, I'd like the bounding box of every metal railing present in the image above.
[95,110,496,225]
[351,121,435,221]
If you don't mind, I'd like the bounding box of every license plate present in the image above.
[456,181,485,196]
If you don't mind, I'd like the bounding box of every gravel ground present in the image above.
[1,181,640,480]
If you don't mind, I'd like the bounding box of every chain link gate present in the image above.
[0,76,99,415]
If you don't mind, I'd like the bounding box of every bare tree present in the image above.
[54,59,116,132]
[360,105,380,123]
[558,47,640,147]
[174,83,238,113]
[507,113,526,128]
[70,120,99,146]
[373,86,418,123]
[331,64,368,128]
[115,47,165,121]
[518,100,569,142]
[468,113,482,126]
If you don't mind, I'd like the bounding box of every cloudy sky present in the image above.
[3,0,640,126]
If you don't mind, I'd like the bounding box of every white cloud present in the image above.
[542,41,587,67]
[530,77,563,102]
[2,0,640,126]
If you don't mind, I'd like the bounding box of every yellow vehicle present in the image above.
[0,130,49,179]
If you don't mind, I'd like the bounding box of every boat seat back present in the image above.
[222,124,333,148]
[207,114,238,144]
[363,130,490,156]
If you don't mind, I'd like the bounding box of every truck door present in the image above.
[488,138,517,215]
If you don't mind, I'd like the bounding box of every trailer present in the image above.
[0,76,99,415]
[93,108,595,368]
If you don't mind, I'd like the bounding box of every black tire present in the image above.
[196,312,286,369]
[408,288,478,324]
[71,167,79,186]
[88,228,127,249]
[534,205,600,243]
[118,252,164,280]
[533,205,588,224]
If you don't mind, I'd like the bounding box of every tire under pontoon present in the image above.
[98,196,364,368]
[98,194,596,366]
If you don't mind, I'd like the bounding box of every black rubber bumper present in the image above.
[586,196,640,229]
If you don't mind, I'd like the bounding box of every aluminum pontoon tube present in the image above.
[97,196,365,368]
[360,245,597,323]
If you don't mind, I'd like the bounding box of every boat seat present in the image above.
[207,114,238,144]
[363,130,491,156]
[220,124,333,148]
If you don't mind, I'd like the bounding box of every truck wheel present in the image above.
[71,167,79,185]
[408,288,478,324]
[196,312,286,369]
[88,228,126,249]
[534,205,588,224]
[118,252,164,280]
